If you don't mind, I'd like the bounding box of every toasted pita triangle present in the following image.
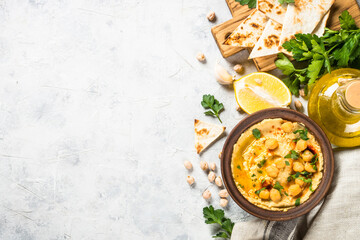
[224,10,268,48]
[194,119,225,154]
[249,20,282,59]
[279,0,334,47]
[257,0,287,24]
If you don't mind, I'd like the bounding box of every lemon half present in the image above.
[234,72,292,114]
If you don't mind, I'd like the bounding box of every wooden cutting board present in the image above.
[211,0,360,72]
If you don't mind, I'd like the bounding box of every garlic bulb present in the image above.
[215,64,233,85]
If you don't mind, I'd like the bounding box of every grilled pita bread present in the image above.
[224,10,268,48]
[194,119,225,154]
[279,0,334,46]
[257,0,287,24]
[249,19,282,59]
[312,11,330,36]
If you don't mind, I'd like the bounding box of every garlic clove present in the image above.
[215,64,233,85]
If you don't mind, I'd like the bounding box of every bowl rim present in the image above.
[221,108,334,221]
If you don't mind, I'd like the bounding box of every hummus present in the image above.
[231,118,323,211]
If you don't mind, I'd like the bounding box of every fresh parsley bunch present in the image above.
[203,206,234,239]
[275,11,360,96]
[235,0,293,9]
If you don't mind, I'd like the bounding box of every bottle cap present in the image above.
[345,81,360,109]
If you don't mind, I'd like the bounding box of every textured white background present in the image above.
[0,0,359,239]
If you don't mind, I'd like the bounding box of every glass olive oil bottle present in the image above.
[308,68,360,147]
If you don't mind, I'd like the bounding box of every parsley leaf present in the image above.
[340,10,357,30]
[237,165,241,170]
[284,150,300,160]
[293,128,309,140]
[203,206,234,239]
[257,159,267,168]
[310,154,318,171]
[273,181,284,193]
[252,128,261,139]
[295,198,301,206]
[255,187,266,195]
[278,0,294,4]
[235,0,257,8]
[285,161,290,166]
[201,94,224,123]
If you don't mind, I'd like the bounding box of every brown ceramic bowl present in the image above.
[221,108,334,221]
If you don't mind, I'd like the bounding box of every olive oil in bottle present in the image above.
[308,68,360,147]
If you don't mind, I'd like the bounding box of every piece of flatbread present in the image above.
[257,0,287,24]
[194,119,225,154]
[249,19,282,59]
[279,0,334,46]
[313,10,330,36]
[224,10,268,48]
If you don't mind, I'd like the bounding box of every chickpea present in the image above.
[219,189,229,198]
[220,198,229,208]
[293,162,305,172]
[196,52,206,62]
[305,163,317,173]
[265,138,279,150]
[270,189,281,203]
[208,171,216,182]
[281,122,293,133]
[215,176,223,187]
[275,158,286,168]
[302,150,314,162]
[259,189,270,200]
[200,161,209,171]
[218,152,222,159]
[187,176,195,185]
[266,165,279,178]
[184,161,193,170]
[202,189,211,200]
[233,64,244,74]
[207,11,216,22]
[296,139,308,152]
[288,184,302,197]
[295,178,305,187]
[210,163,216,171]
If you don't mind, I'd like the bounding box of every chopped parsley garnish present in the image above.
[293,128,309,140]
[251,174,256,177]
[295,198,301,206]
[257,170,263,174]
[284,192,289,196]
[253,184,256,187]
[237,165,241,170]
[301,171,311,177]
[238,184,244,189]
[309,183,314,192]
[273,181,284,193]
[252,128,261,139]
[293,138,300,143]
[310,154,318,171]
[257,159,267,168]
[285,161,290,166]
[261,179,265,184]
[255,187,266,195]
[285,150,299,160]
[287,176,292,182]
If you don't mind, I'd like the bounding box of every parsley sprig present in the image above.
[293,128,309,140]
[201,94,224,123]
[276,11,360,96]
[284,150,299,160]
[203,206,234,239]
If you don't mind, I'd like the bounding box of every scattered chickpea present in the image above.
[233,64,244,74]
[266,165,279,178]
[293,162,305,172]
[210,163,216,171]
[299,89,306,98]
[305,163,317,173]
[302,150,314,162]
[296,139,308,152]
[184,161,193,170]
[295,100,303,112]
[215,176,223,187]
[254,78,262,85]
[200,161,209,171]
[218,152,222,159]
[187,176,195,185]
[295,178,305,187]
[196,52,206,62]
[288,184,302,197]
[259,189,270,200]
[208,171,216,183]
[207,11,216,22]
[281,122,293,133]
[270,189,281,202]
[203,189,212,200]
[220,198,229,208]
[275,158,286,168]
[219,189,229,198]
[265,138,279,150]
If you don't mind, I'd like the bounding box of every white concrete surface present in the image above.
[0,0,359,239]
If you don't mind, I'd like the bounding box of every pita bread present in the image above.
[312,10,330,36]
[194,119,225,154]
[279,0,334,46]
[249,19,282,59]
[257,0,287,24]
[224,10,268,48]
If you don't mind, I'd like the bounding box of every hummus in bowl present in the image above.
[231,118,323,211]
